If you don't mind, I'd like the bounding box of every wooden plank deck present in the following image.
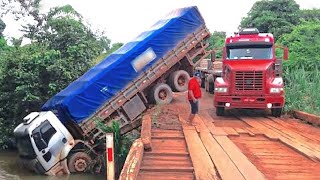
[180,115,219,180]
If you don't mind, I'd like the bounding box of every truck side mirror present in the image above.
[283,47,289,60]
[211,51,216,62]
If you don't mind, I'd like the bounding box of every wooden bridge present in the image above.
[119,90,320,180]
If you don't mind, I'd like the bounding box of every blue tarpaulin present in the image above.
[42,6,205,124]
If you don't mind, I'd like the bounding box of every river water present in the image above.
[0,152,105,180]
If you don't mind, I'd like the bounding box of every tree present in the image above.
[0,0,44,24]
[109,42,123,53]
[278,21,320,115]
[240,0,300,40]
[0,2,108,149]
[300,9,320,22]
[0,44,60,148]
[0,18,5,36]
[208,31,226,58]
[98,36,112,52]
[94,42,124,64]
[277,21,320,71]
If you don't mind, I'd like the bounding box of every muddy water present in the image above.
[0,152,105,180]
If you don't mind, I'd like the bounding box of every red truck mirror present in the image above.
[211,51,216,62]
[283,47,289,60]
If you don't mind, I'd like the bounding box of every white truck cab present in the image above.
[14,111,74,175]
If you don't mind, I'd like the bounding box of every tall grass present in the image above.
[284,66,320,115]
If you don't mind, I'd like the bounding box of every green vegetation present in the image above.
[300,9,320,22]
[279,21,320,115]
[240,0,300,40]
[278,21,320,70]
[208,31,226,58]
[0,19,5,36]
[96,121,139,178]
[0,1,121,149]
[284,68,320,115]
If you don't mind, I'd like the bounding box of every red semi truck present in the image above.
[211,28,288,117]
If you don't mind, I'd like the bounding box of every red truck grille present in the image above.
[235,71,263,91]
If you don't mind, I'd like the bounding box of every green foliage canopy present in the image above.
[207,31,226,58]
[278,21,320,70]
[299,8,320,22]
[0,18,5,36]
[0,3,112,149]
[240,0,300,40]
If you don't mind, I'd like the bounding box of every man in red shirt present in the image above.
[188,72,202,125]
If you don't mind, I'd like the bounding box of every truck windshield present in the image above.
[16,135,37,159]
[32,120,57,151]
[227,46,273,60]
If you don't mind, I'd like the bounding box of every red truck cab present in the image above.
[213,28,288,117]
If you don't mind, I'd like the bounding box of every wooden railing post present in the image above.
[106,133,115,180]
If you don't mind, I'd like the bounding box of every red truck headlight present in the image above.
[215,87,228,93]
[270,87,284,93]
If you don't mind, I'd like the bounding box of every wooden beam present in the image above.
[119,139,144,180]
[196,115,245,180]
[214,136,267,180]
[179,115,219,180]
[294,110,320,126]
[141,115,152,151]
[199,111,227,136]
[243,118,320,161]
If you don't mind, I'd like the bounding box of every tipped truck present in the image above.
[14,6,211,175]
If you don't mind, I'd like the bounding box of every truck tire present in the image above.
[169,70,190,92]
[271,108,282,117]
[151,83,173,105]
[67,152,92,173]
[208,82,214,94]
[205,75,214,94]
[200,77,205,88]
[216,107,225,116]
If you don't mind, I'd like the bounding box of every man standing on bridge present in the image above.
[188,72,202,125]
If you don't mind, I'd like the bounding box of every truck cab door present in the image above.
[30,112,74,172]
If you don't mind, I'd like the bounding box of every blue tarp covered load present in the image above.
[42,6,205,124]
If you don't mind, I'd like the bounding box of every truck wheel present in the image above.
[169,70,190,92]
[271,108,282,117]
[151,83,173,105]
[201,77,205,88]
[68,152,92,173]
[216,107,225,116]
[205,75,214,94]
[208,82,214,94]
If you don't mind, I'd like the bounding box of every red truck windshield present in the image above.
[227,46,273,60]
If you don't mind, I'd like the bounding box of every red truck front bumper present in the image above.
[214,95,284,109]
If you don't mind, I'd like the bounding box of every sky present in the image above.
[2,0,320,44]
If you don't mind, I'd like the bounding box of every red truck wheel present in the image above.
[169,70,190,92]
[216,107,225,116]
[271,108,282,117]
